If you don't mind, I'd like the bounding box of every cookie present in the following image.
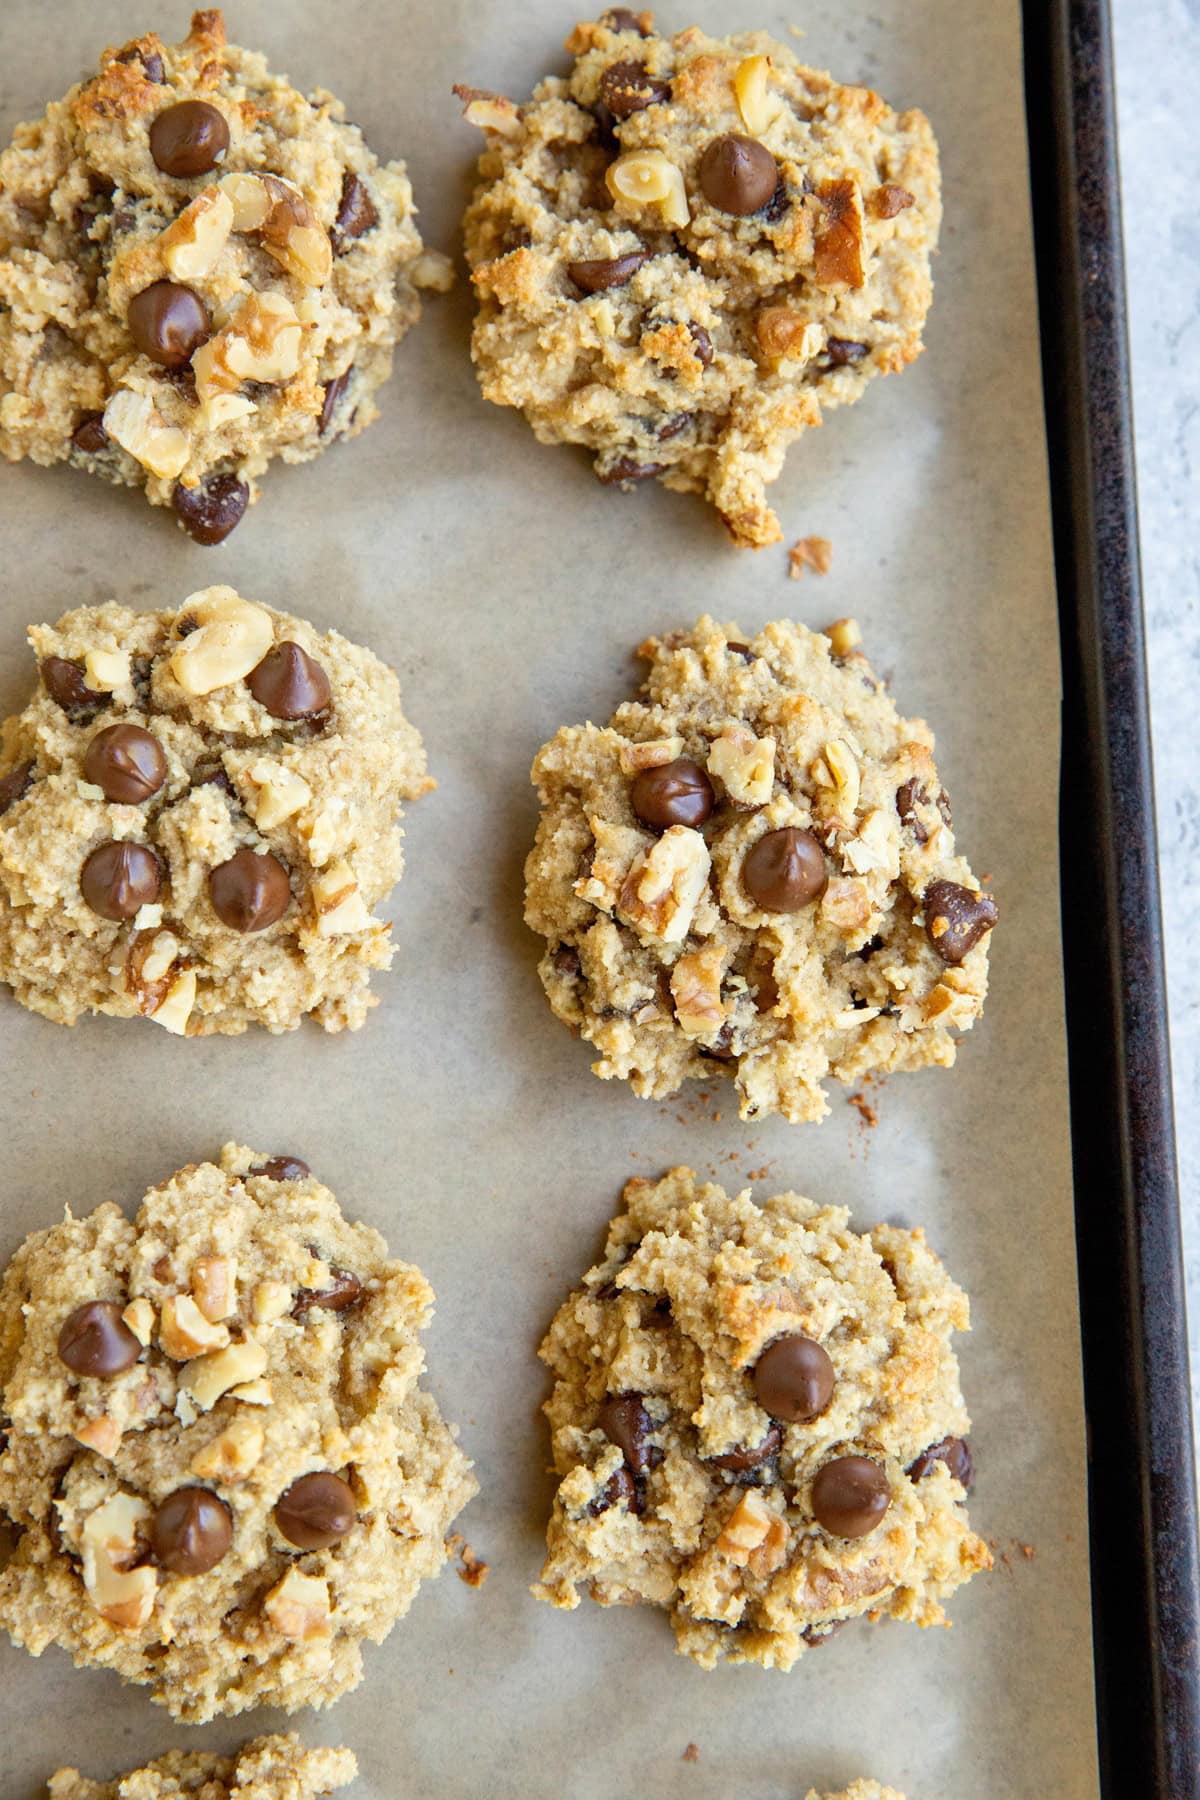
[0,10,448,541]
[534,1167,989,1669]
[0,588,432,1034]
[525,616,997,1123]
[48,1734,357,1799]
[459,13,939,547]
[0,1144,476,1721]
[807,1787,904,1800]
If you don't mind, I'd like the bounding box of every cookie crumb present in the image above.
[448,1532,490,1588]
[682,1743,701,1763]
[789,535,833,579]
[848,1091,878,1128]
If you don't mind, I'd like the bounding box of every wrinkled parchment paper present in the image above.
[0,2,1098,1794]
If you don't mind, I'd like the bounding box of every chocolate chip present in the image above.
[41,656,105,715]
[656,411,693,441]
[57,1301,141,1377]
[698,134,779,215]
[71,413,109,454]
[895,777,930,843]
[936,790,953,828]
[760,178,791,224]
[80,840,162,920]
[192,760,235,797]
[319,370,351,436]
[332,172,378,251]
[599,1392,653,1475]
[150,1487,233,1574]
[753,1336,835,1423]
[126,281,210,367]
[811,1455,890,1538]
[149,100,230,177]
[293,1267,362,1316]
[708,1421,783,1472]
[0,762,34,817]
[250,1155,311,1182]
[246,642,332,720]
[117,45,166,83]
[726,640,752,659]
[825,337,869,367]
[160,362,199,405]
[552,945,582,979]
[908,1436,974,1490]
[567,250,650,293]
[598,455,665,484]
[274,1470,357,1550]
[598,60,671,119]
[698,1020,736,1062]
[630,757,714,830]
[742,827,826,912]
[588,1464,642,1515]
[172,471,249,544]
[83,725,166,804]
[600,7,651,31]
[208,848,291,932]
[923,879,998,964]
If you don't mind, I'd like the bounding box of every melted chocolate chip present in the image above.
[116,44,166,83]
[753,1335,835,1423]
[149,100,230,177]
[895,777,930,843]
[552,944,582,979]
[41,656,105,715]
[697,1020,736,1062]
[332,172,378,251]
[208,848,291,933]
[126,281,210,367]
[688,323,715,367]
[172,472,249,544]
[274,1471,357,1550]
[598,60,671,119]
[80,840,162,921]
[57,1301,141,1377]
[71,413,109,454]
[707,1421,783,1471]
[825,337,870,367]
[150,1487,233,1574]
[742,827,826,912]
[246,642,332,720]
[598,455,665,484]
[567,251,650,293]
[630,757,714,830]
[250,1155,311,1182]
[656,411,693,441]
[811,1455,890,1538]
[908,1436,974,1490]
[760,178,791,224]
[0,762,34,816]
[698,134,778,214]
[923,879,998,964]
[599,7,651,31]
[83,725,166,804]
[588,1463,642,1515]
[598,1392,653,1475]
[319,370,351,435]
[293,1267,363,1316]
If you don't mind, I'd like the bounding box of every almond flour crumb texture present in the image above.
[0,1146,476,1722]
[534,1167,989,1670]
[0,9,446,542]
[0,588,433,1035]
[48,1733,357,1799]
[525,616,997,1124]
[459,12,940,548]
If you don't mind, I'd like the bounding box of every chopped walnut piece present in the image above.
[670,942,727,1037]
[717,1489,788,1571]
[182,1338,268,1411]
[160,185,233,280]
[311,860,374,936]
[812,738,861,824]
[252,1279,293,1325]
[825,617,862,657]
[576,818,651,913]
[607,150,690,228]
[788,536,833,579]
[813,178,865,288]
[75,1415,122,1458]
[616,736,685,774]
[170,588,275,695]
[191,1255,237,1323]
[83,648,131,693]
[263,1567,331,1641]
[81,1493,156,1629]
[190,1413,264,1482]
[872,182,915,219]
[733,54,784,136]
[149,967,196,1036]
[707,724,775,806]
[755,307,823,368]
[257,175,333,286]
[192,291,303,398]
[122,1297,155,1346]
[248,758,311,829]
[160,1292,230,1359]
[618,826,711,943]
[102,390,189,479]
[453,84,522,136]
[821,874,871,933]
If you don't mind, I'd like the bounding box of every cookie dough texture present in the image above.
[0,589,432,1034]
[461,13,939,546]
[0,10,443,539]
[807,1787,904,1800]
[535,1169,988,1668]
[525,616,997,1123]
[49,1734,357,1799]
[0,1145,476,1720]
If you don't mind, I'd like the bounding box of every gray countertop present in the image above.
[1113,0,1200,1429]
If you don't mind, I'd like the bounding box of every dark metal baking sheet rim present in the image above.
[1022,1,1200,1793]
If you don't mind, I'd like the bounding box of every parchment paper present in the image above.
[0,2,1099,1795]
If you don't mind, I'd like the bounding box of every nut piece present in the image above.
[182,1338,268,1412]
[453,84,522,136]
[122,1297,155,1347]
[670,941,727,1036]
[248,758,312,829]
[229,1376,273,1406]
[170,587,275,695]
[707,724,775,806]
[607,150,690,228]
[616,736,685,775]
[842,807,895,876]
[821,874,872,933]
[148,968,196,1037]
[102,390,190,479]
[192,292,303,399]
[191,1255,237,1323]
[160,185,234,280]
[825,617,862,657]
[254,176,333,286]
[75,1415,122,1458]
[81,1493,156,1629]
[813,178,866,288]
[812,738,861,824]
[83,648,131,694]
[219,171,272,231]
[252,1279,293,1325]
[755,307,823,368]
[716,1489,788,1571]
[576,818,650,913]
[160,1292,231,1359]
[139,931,180,986]
[618,825,711,942]
[733,55,784,136]
[311,860,374,936]
[263,1567,332,1641]
[190,1413,265,1483]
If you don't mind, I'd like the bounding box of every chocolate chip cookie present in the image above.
[0,1145,476,1721]
[49,1734,357,1799]
[0,589,433,1034]
[525,616,997,1123]
[0,10,448,541]
[459,13,939,546]
[534,1167,989,1669]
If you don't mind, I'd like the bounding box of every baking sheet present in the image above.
[0,2,1098,1794]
